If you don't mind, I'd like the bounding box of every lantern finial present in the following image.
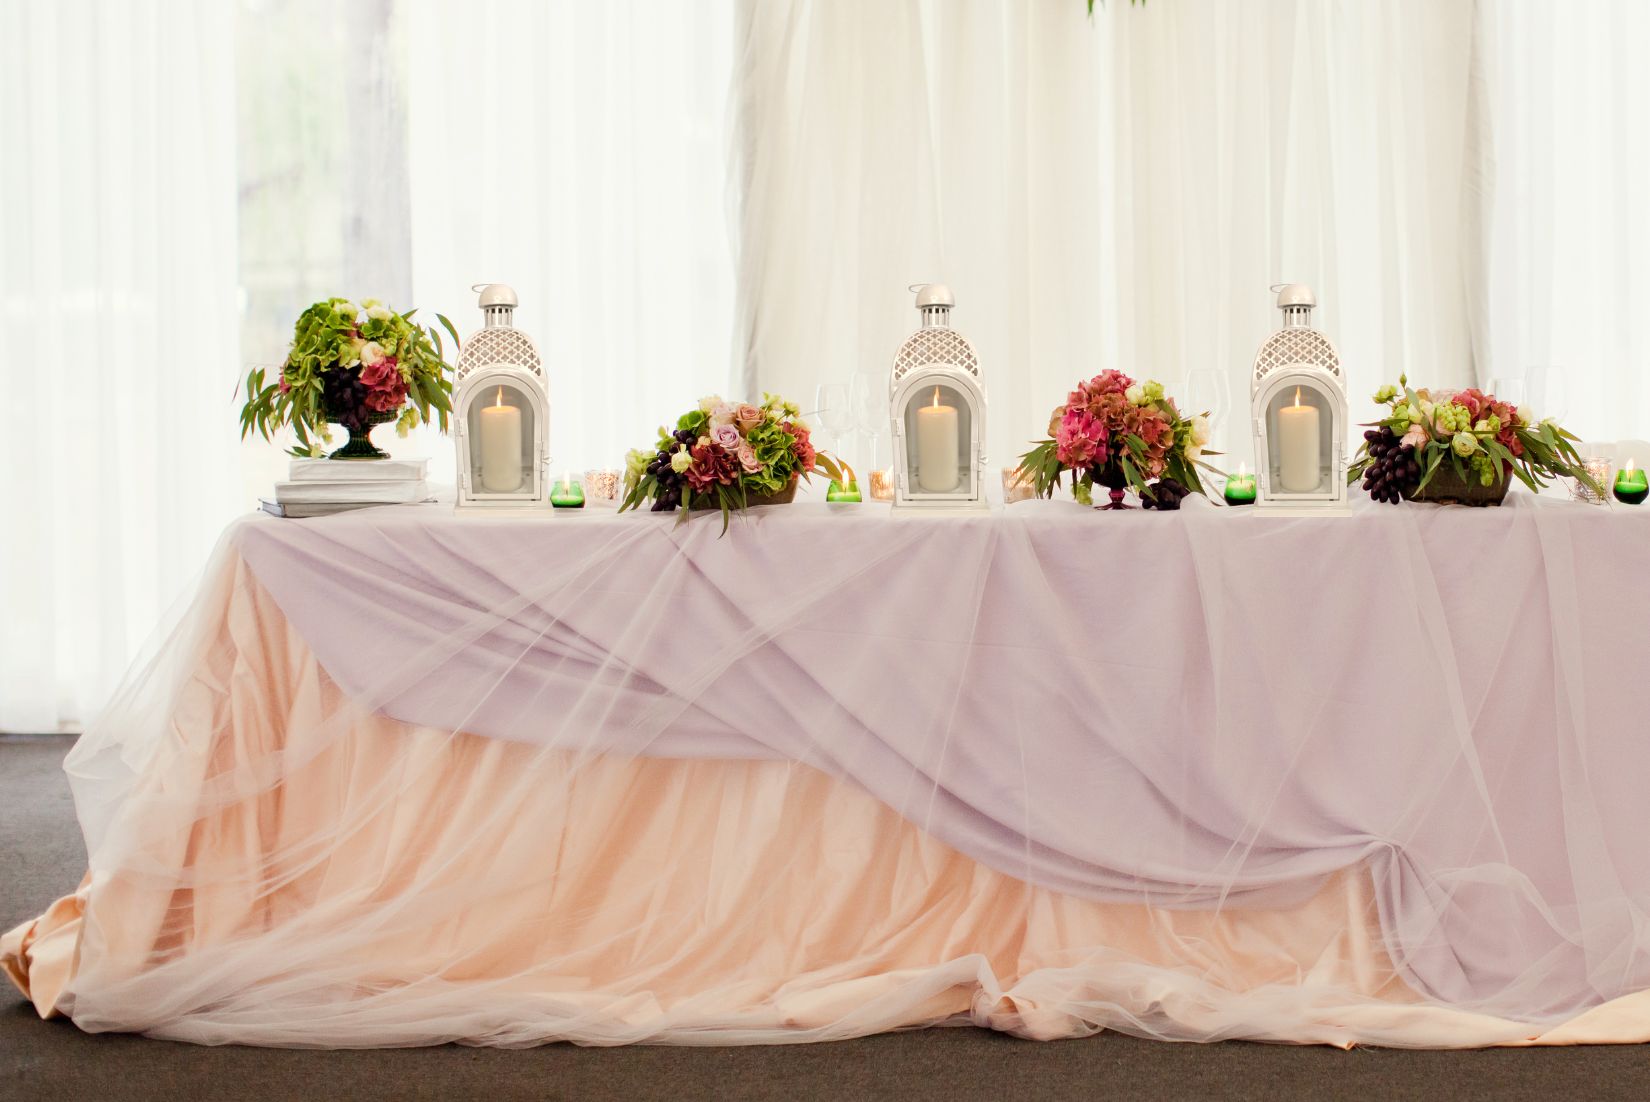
[911,283,954,328]
[473,283,519,329]
[1272,283,1316,328]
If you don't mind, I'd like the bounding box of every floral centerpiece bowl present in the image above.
[1349,378,1598,506]
[240,298,458,460]
[1017,370,1218,510]
[621,395,842,532]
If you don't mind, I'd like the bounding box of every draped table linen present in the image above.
[7,493,1650,1047]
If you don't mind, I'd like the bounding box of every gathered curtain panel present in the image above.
[0,0,1643,729]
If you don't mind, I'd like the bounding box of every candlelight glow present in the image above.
[493,386,505,408]
[1238,461,1250,477]
[931,386,941,408]
[1293,387,1302,407]
[561,471,572,492]
[1628,458,1638,475]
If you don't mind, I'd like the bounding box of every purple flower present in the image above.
[711,423,742,451]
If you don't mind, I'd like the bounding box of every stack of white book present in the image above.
[261,458,431,518]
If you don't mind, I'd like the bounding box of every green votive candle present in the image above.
[1614,462,1648,505]
[1223,473,1257,507]
[826,479,862,503]
[550,474,585,508]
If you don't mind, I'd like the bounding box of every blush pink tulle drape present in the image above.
[7,496,1650,1047]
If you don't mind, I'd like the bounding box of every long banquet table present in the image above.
[7,491,1650,1048]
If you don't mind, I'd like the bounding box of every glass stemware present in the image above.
[848,373,885,473]
[1182,368,1233,459]
[813,382,853,466]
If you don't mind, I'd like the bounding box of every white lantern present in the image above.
[453,283,550,509]
[889,283,988,510]
[1249,284,1350,515]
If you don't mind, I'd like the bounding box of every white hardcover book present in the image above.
[274,480,431,504]
[287,457,429,482]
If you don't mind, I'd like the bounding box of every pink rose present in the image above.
[737,443,761,472]
[735,404,762,430]
[360,356,399,389]
[711,423,742,451]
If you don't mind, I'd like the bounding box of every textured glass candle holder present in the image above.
[868,469,895,501]
[583,468,622,506]
[1001,466,1037,504]
[1572,458,1612,505]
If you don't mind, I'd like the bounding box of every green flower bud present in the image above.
[1452,431,1479,457]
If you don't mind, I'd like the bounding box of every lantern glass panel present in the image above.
[901,382,971,494]
[1264,383,1332,495]
[466,381,536,494]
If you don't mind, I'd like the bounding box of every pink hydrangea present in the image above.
[1056,408,1108,468]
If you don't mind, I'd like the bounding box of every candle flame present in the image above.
[1293,387,1302,407]
[493,386,505,408]
[931,386,941,408]
[1238,461,1250,477]
[1629,458,1638,475]
[561,471,572,492]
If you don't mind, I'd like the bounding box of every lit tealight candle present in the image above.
[826,479,862,503]
[1224,462,1257,507]
[550,471,585,508]
[1614,458,1648,505]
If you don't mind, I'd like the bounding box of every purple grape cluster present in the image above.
[1360,427,1421,504]
[644,428,698,511]
[1141,477,1191,511]
[321,369,372,431]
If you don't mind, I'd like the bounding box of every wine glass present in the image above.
[1182,368,1232,458]
[1527,367,1567,424]
[849,372,886,473]
[813,382,853,464]
[1485,376,1527,408]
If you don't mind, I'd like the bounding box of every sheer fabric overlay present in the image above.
[8,494,1650,1047]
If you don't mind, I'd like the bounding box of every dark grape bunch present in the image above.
[1141,477,1191,511]
[321,369,373,431]
[1360,427,1421,504]
[644,428,698,511]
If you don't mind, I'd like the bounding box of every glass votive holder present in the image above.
[1572,457,1611,505]
[826,478,862,503]
[583,468,622,506]
[868,468,895,502]
[550,474,585,508]
[1223,472,1257,507]
[1613,459,1648,505]
[1001,466,1038,504]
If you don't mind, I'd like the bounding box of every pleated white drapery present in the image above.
[7,0,1650,728]
[0,0,241,732]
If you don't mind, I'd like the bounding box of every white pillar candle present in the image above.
[479,387,524,493]
[915,387,960,492]
[1276,388,1321,493]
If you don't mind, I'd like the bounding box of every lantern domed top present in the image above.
[912,283,954,309]
[1254,282,1339,381]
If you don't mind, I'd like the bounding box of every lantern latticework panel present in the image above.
[893,328,979,383]
[1253,328,1340,382]
[457,328,543,381]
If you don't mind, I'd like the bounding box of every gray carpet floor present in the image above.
[3,734,1649,1101]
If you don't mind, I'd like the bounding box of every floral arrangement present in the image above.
[620,394,844,530]
[1349,377,1598,504]
[1017,370,1216,509]
[240,298,457,457]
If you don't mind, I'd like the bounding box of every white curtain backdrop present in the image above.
[1480,1,1650,443]
[734,0,1482,470]
[0,0,241,732]
[405,0,738,481]
[6,0,1650,730]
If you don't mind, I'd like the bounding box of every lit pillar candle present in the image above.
[479,387,523,493]
[1276,388,1321,493]
[915,387,960,492]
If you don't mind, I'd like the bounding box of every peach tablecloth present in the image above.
[7,543,1650,1047]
